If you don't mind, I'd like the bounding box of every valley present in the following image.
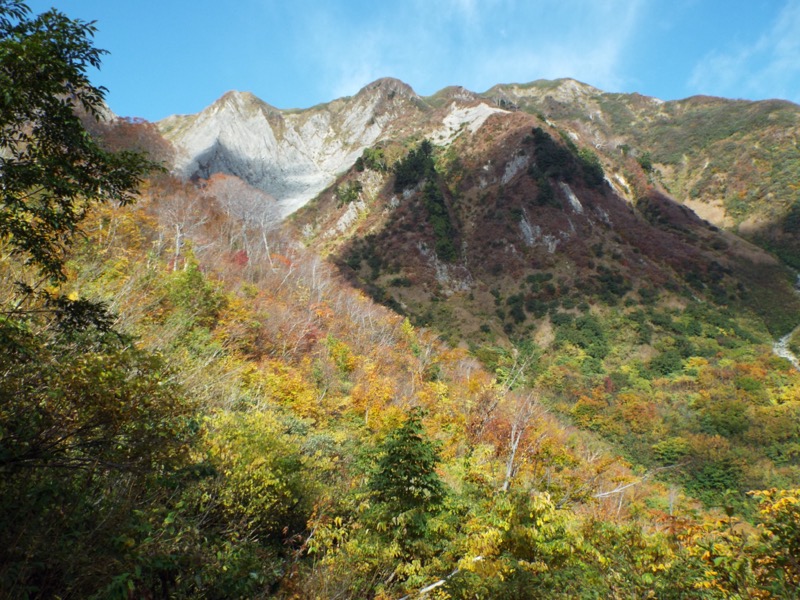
[2,6,799,593]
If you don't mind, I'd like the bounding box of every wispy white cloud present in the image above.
[297,0,648,102]
[468,0,645,92]
[439,0,481,22]
[689,0,800,101]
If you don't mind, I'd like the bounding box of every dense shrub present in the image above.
[394,140,435,192]
[424,180,458,261]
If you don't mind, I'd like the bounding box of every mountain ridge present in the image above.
[154,77,800,340]
[158,78,800,257]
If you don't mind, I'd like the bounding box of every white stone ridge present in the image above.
[331,198,366,236]
[432,103,507,145]
[609,172,632,201]
[161,84,506,220]
[501,154,529,185]
[519,209,559,253]
[595,205,612,226]
[519,214,535,247]
[558,182,584,214]
[162,89,389,219]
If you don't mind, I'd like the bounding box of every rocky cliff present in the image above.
[158,78,506,216]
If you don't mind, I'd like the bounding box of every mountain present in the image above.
[158,78,506,217]
[7,4,800,595]
[301,112,796,353]
[159,79,426,216]
[481,80,800,267]
[160,77,800,267]
[156,75,800,372]
[286,80,800,516]
[155,75,800,511]
[8,77,800,598]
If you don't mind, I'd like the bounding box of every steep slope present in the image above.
[160,77,800,268]
[293,106,800,507]
[161,80,421,216]
[296,107,800,338]
[10,160,798,598]
[484,79,800,267]
[157,78,800,501]
[158,78,508,217]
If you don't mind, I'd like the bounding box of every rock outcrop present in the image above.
[158,78,506,217]
[159,79,432,216]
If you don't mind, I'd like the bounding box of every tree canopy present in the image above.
[0,4,193,595]
[0,0,154,281]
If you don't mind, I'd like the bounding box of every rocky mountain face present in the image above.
[294,105,800,345]
[158,77,800,343]
[160,78,800,259]
[158,78,500,217]
[481,80,800,266]
[157,78,515,217]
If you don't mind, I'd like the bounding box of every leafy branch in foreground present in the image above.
[0,1,157,281]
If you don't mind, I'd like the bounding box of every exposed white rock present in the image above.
[331,198,366,236]
[559,182,584,214]
[500,79,602,104]
[416,241,473,294]
[359,170,384,203]
[519,215,535,247]
[594,205,612,226]
[479,161,494,189]
[432,103,506,145]
[542,232,560,254]
[609,172,632,201]
[772,275,800,371]
[524,220,560,254]
[159,81,419,219]
[501,154,529,185]
[519,208,541,247]
[774,329,800,370]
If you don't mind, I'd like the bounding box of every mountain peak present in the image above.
[213,90,277,114]
[431,85,481,104]
[488,78,602,103]
[358,77,419,100]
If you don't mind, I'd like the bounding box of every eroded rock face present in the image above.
[159,77,510,219]
[159,79,431,217]
[161,91,373,217]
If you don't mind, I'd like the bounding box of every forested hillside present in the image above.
[481,80,800,269]
[1,3,799,599]
[296,119,800,516]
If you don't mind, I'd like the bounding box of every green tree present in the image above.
[424,179,458,261]
[394,140,436,192]
[0,0,171,471]
[355,146,387,172]
[0,0,154,282]
[369,408,445,535]
[0,3,193,596]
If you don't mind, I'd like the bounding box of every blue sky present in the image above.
[27,0,800,121]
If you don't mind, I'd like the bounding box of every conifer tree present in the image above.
[370,407,445,517]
